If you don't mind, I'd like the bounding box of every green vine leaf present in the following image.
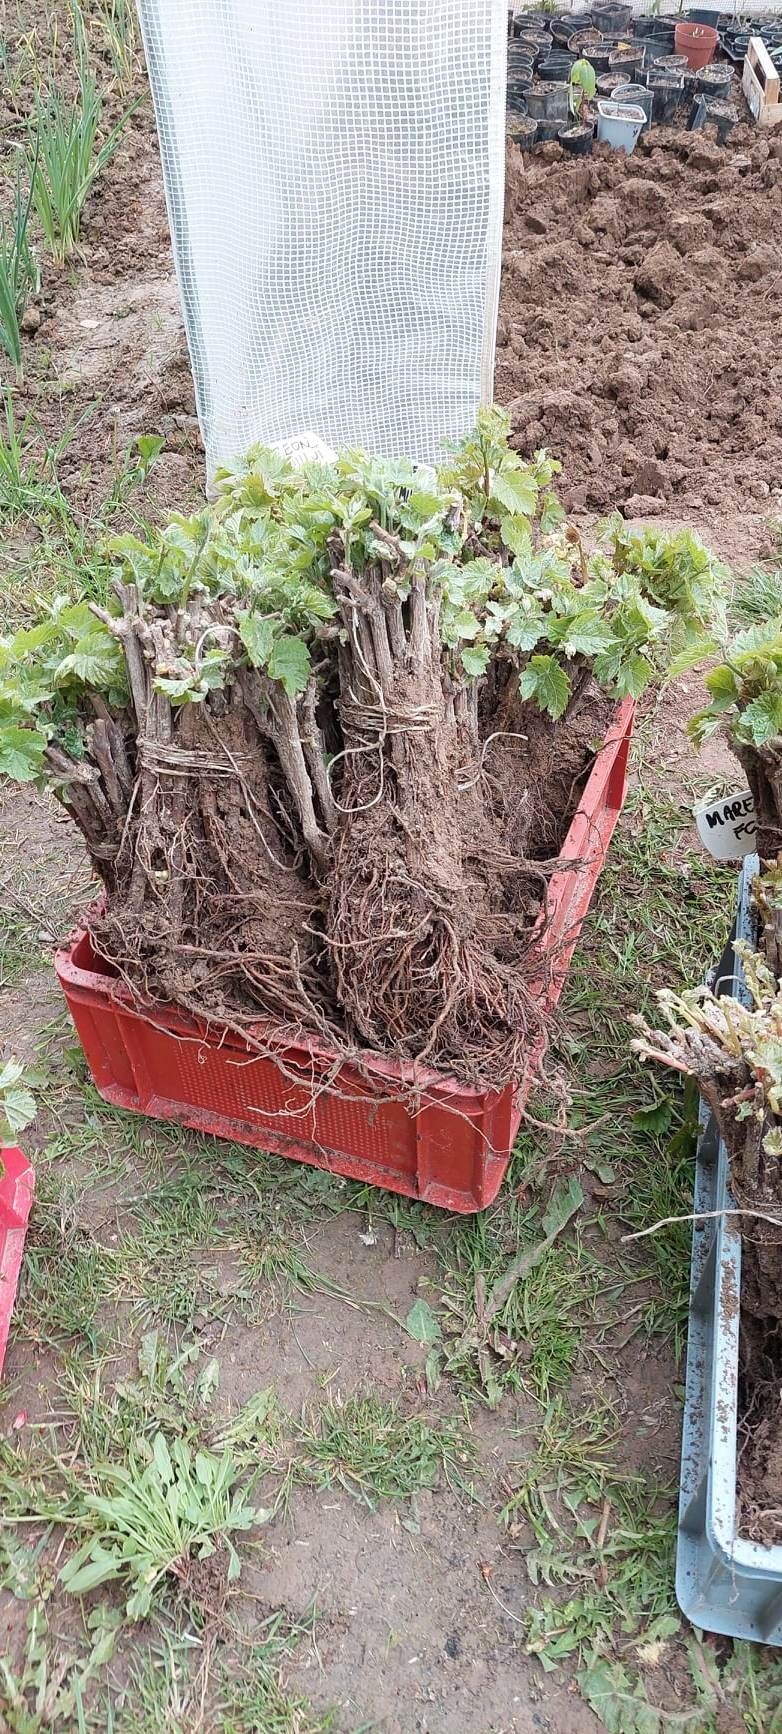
[267,634,311,698]
[520,654,570,721]
[0,724,45,781]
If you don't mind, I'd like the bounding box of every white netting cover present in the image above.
[136,0,507,483]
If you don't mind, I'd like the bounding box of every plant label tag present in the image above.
[693,789,757,860]
[271,432,337,467]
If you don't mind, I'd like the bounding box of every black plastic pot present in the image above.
[653,75,686,124]
[508,114,540,150]
[525,80,569,120]
[609,48,641,76]
[597,70,622,93]
[592,2,632,33]
[559,122,594,154]
[538,55,575,81]
[658,53,691,74]
[705,98,738,142]
[646,62,684,86]
[569,28,604,54]
[643,38,676,67]
[696,62,732,96]
[585,42,615,71]
[536,116,566,141]
[633,13,674,38]
[551,17,577,45]
[725,31,751,60]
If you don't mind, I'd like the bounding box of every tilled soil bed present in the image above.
[497,128,782,518]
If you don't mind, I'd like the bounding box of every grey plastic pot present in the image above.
[596,97,646,152]
[678,857,782,1644]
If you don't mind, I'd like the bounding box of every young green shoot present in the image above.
[28,56,135,264]
[0,150,40,385]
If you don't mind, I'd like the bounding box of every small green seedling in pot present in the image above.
[569,58,597,124]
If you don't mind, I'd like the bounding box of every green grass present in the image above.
[501,1394,677,1669]
[732,563,782,626]
[0,903,39,989]
[292,1391,473,1507]
[110,1612,333,1734]
[0,394,73,531]
[578,1639,782,1733]
[0,698,756,1728]
[559,788,733,1347]
[0,407,166,630]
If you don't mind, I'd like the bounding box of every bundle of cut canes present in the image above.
[3,412,720,1089]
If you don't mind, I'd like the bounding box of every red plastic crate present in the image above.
[55,700,633,1213]
[0,1146,35,1375]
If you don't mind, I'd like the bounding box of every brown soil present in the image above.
[485,681,614,861]
[732,1111,782,1546]
[711,925,782,1547]
[738,1323,782,1546]
[9,102,203,522]
[497,128,782,519]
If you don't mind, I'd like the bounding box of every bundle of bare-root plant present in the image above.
[0,411,723,1093]
[642,599,782,1304]
[632,933,782,1540]
[621,603,782,1535]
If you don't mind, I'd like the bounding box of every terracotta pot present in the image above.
[674,21,718,70]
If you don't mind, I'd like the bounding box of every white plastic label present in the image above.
[271,433,337,468]
[694,789,757,860]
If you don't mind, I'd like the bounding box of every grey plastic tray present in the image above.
[677,853,782,1642]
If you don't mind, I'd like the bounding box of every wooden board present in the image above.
[742,35,782,128]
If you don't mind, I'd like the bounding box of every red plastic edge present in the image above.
[0,1145,36,1375]
[54,700,634,1213]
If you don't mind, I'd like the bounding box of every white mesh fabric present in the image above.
[137,0,507,483]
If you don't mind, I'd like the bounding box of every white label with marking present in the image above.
[694,789,757,860]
